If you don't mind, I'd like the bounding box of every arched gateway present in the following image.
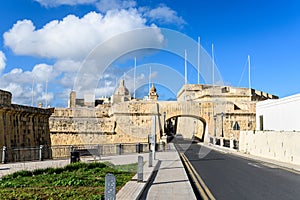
[49,82,278,146]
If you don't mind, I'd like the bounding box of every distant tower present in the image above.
[69,91,76,108]
[111,79,131,104]
[148,83,158,101]
[38,102,43,108]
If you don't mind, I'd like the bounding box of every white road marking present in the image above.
[261,163,279,169]
[248,162,262,168]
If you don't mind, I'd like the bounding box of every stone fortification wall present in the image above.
[239,131,300,165]
[49,107,114,134]
[50,84,277,146]
[50,102,159,145]
[0,90,53,162]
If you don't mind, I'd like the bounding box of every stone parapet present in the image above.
[239,130,300,165]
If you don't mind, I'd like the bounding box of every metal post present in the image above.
[39,145,43,161]
[117,144,122,155]
[163,112,166,133]
[105,173,116,200]
[137,156,143,182]
[213,115,217,145]
[152,115,156,160]
[221,112,224,138]
[230,133,234,149]
[96,144,101,159]
[149,150,153,167]
[2,146,6,164]
[136,143,141,153]
[193,120,196,139]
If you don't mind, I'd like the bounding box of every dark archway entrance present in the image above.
[165,115,206,142]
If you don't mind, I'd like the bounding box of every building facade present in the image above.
[177,84,278,144]
[256,93,300,131]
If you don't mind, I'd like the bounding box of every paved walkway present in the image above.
[117,144,196,200]
[139,150,196,200]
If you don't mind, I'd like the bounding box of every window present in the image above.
[233,121,240,130]
[234,104,241,110]
[259,115,264,131]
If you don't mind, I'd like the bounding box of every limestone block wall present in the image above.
[113,101,159,142]
[0,92,53,162]
[49,107,116,145]
[239,131,300,165]
[50,102,158,145]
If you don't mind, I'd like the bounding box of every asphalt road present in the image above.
[175,141,300,200]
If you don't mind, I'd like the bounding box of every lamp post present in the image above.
[193,120,196,140]
[213,115,217,144]
[163,112,166,133]
[221,112,224,138]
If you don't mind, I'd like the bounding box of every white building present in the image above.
[256,93,300,131]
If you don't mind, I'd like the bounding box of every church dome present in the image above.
[115,79,130,95]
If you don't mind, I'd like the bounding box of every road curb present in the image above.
[179,153,215,200]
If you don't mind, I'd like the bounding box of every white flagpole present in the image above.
[134,57,136,99]
[248,55,251,89]
[198,36,200,84]
[185,49,187,85]
[212,43,215,86]
[149,66,151,93]
[104,79,107,97]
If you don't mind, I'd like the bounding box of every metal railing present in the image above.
[0,142,170,163]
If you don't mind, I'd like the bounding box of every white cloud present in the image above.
[95,0,136,13]
[144,5,186,26]
[35,0,136,11]
[4,10,153,60]
[0,63,57,105]
[34,0,185,27]
[0,51,6,73]
[32,63,55,81]
[34,0,97,7]
[54,59,81,73]
[2,2,185,106]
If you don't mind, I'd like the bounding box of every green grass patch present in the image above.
[0,162,137,199]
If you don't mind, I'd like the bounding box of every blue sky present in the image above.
[1,0,300,106]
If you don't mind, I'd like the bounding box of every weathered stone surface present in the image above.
[0,90,53,162]
[49,84,277,145]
